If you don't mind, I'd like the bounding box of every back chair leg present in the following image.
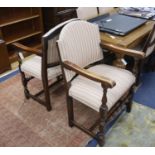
[42,77,52,111]
[20,71,30,99]
[67,95,74,127]
[126,87,134,113]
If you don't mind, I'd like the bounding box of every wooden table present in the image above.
[100,20,155,48]
[100,20,155,68]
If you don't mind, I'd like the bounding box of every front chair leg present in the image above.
[98,105,108,146]
[67,95,74,127]
[98,85,108,146]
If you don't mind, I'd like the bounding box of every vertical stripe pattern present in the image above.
[58,21,103,82]
[47,35,60,64]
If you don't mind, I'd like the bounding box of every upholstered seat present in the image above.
[69,64,135,112]
[21,56,61,80]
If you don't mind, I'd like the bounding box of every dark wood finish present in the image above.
[0,40,11,73]
[42,8,77,32]
[12,42,42,56]
[63,60,116,88]
[101,42,145,59]
[0,7,43,69]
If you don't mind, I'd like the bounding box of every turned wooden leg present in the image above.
[20,71,30,99]
[98,105,108,146]
[67,95,74,127]
[98,84,108,146]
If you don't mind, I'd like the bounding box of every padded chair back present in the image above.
[76,7,98,20]
[143,24,155,57]
[98,7,114,15]
[42,18,78,66]
[57,20,103,82]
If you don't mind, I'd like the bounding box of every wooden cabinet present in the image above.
[0,7,76,74]
[0,40,11,74]
[0,7,43,64]
[42,7,77,32]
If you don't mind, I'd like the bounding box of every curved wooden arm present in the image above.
[100,42,145,59]
[12,42,42,56]
[63,61,116,88]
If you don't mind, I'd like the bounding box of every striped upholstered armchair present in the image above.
[57,20,144,146]
[12,18,77,111]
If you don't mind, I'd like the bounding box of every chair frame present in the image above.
[135,24,155,85]
[12,20,77,111]
[57,40,144,146]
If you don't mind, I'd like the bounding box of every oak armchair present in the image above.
[57,20,144,146]
[12,18,77,111]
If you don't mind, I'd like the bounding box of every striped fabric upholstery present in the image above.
[47,35,59,64]
[145,30,155,57]
[21,56,61,80]
[58,21,103,82]
[43,18,78,64]
[69,64,135,112]
[76,7,98,20]
[98,7,114,15]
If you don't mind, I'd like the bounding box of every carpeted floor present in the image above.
[0,73,98,146]
[1,71,155,146]
[87,102,155,147]
[134,72,155,109]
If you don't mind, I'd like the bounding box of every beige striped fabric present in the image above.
[69,64,135,112]
[21,56,62,80]
[145,31,155,57]
[47,35,59,64]
[58,20,103,82]
[98,7,114,15]
[76,7,98,20]
[43,18,78,64]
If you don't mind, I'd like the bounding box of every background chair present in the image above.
[12,18,77,111]
[76,7,98,20]
[126,24,155,85]
[98,7,114,15]
[57,20,144,146]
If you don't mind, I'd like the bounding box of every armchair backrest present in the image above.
[57,20,103,82]
[143,24,155,57]
[76,7,98,20]
[42,18,78,66]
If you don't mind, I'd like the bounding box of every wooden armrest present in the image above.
[100,42,145,59]
[12,42,42,56]
[63,61,116,88]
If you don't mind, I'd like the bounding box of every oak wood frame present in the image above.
[57,41,144,146]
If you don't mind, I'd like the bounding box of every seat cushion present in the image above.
[21,56,62,80]
[69,64,135,112]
